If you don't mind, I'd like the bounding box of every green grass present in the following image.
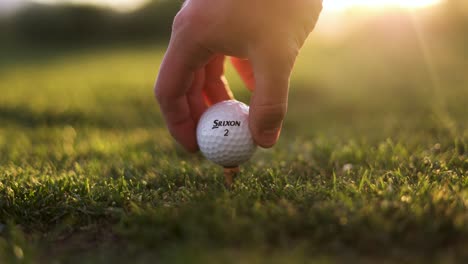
[0,31,467,264]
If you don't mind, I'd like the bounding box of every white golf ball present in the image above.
[197,100,257,167]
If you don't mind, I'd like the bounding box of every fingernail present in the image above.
[258,128,281,148]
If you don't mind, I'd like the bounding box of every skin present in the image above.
[155,0,323,152]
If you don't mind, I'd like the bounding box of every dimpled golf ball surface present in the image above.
[197,100,256,167]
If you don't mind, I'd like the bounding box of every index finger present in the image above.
[154,32,211,152]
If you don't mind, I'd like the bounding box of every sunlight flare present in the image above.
[323,0,442,12]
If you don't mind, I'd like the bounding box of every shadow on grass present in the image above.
[0,99,165,129]
[0,105,90,127]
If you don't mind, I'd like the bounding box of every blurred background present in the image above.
[1,1,467,48]
[1,0,467,48]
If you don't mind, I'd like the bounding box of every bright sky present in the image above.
[26,0,442,12]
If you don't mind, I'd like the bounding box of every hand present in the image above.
[155,0,322,152]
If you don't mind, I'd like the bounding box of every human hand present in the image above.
[155,0,322,152]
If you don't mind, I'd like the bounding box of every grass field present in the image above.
[0,25,467,263]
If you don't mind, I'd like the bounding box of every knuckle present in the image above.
[171,8,208,46]
[172,11,189,33]
[172,6,206,32]
[300,0,323,12]
[308,0,323,9]
[316,0,324,12]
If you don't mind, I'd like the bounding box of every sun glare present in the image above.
[323,0,442,12]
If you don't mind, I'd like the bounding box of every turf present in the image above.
[0,35,467,263]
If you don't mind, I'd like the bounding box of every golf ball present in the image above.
[197,100,256,167]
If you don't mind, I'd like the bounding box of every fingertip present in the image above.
[248,100,287,149]
[250,124,282,148]
[171,127,200,153]
[255,132,281,149]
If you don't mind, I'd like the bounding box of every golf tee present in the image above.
[223,166,240,188]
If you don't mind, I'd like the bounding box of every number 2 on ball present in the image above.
[224,129,229,137]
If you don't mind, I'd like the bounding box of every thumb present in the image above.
[248,45,297,148]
